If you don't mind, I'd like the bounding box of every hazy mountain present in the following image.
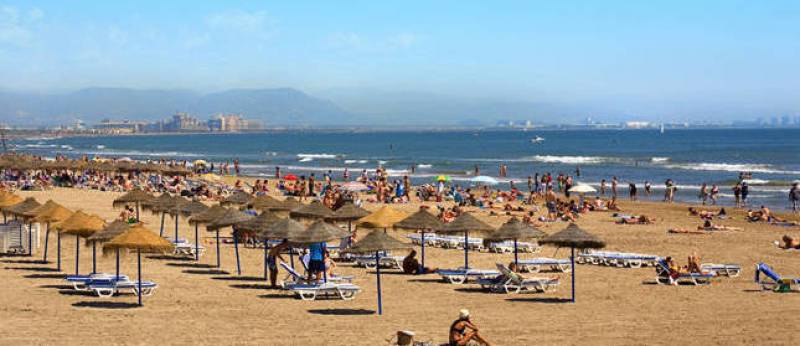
[0,87,351,126]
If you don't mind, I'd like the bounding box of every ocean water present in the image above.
[11,128,800,210]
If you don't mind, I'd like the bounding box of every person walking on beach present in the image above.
[611,176,618,198]
[600,179,606,196]
[275,166,280,179]
[732,182,742,207]
[527,176,533,193]
[644,181,651,196]
[741,182,749,206]
[629,182,637,201]
[233,159,240,176]
[474,165,480,176]
[699,183,709,205]
[710,184,719,205]
[790,183,800,212]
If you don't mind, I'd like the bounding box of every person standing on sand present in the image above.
[275,166,280,179]
[699,183,708,205]
[600,179,606,196]
[790,183,800,212]
[474,165,480,176]
[629,182,637,201]
[267,240,289,288]
[741,182,749,206]
[527,176,533,193]
[732,182,742,207]
[710,184,719,205]
[644,181,651,196]
[233,159,240,176]
[611,176,618,198]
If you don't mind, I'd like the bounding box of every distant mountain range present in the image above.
[0,87,352,126]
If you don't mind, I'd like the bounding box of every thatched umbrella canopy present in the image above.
[113,189,153,220]
[289,200,334,220]
[436,212,495,270]
[258,218,306,240]
[220,191,253,206]
[236,211,282,232]
[5,197,41,218]
[345,230,412,315]
[177,201,209,217]
[393,208,443,271]
[55,211,106,275]
[249,195,282,211]
[207,208,253,274]
[356,206,408,230]
[27,200,73,263]
[288,220,348,244]
[486,217,547,267]
[539,223,605,303]
[148,195,188,240]
[188,205,227,225]
[278,197,302,211]
[328,202,370,221]
[104,223,174,306]
[88,220,132,277]
[141,193,172,212]
[0,191,23,210]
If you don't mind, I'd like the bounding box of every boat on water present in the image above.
[530,136,545,144]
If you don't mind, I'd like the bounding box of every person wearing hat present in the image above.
[449,309,492,346]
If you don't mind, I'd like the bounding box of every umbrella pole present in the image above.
[28,221,33,256]
[514,239,519,268]
[137,249,143,307]
[194,224,199,261]
[464,230,469,269]
[92,241,97,274]
[42,223,50,263]
[376,250,383,315]
[135,202,140,222]
[290,250,295,270]
[159,212,165,237]
[57,231,61,271]
[420,230,426,275]
[234,229,241,275]
[174,213,179,243]
[263,241,268,281]
[116,249,120,278]
[215,230,221,268]
[571,246,576,303]
[75,234,80,275]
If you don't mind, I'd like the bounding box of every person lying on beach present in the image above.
[449,309,493,346]
[777,235,800,249]
[697,220,742,231]
[616,215,653,224]
[688,207,727,220]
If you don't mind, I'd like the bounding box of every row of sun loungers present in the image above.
[164,237,205,258]
[406,233,541,253]
[64,273,158,298]
[577,250,660,268]
[352,255,405,270]
[476,264,560,294]
[654,260,742,285]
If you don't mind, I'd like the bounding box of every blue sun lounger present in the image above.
[755,263,800,291]
[65,273,129,291]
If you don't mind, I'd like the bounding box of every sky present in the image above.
[0,1,799,121]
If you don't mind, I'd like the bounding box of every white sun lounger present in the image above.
[488,241,541,254]
[88,278,158,298]
[406,233,439,246]
[476,263,559,294]
[437,268,501,284]
[700,263,741,277]
[280,262,353,288]
[577,250,659,268]
[64,273,130,291]
[289,282,361,301]
[354,256,404,269]
[517,258,572,273]
[655,260,714,285]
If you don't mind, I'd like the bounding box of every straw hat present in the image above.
[345,230,412,254]
[356,206,408,229]
[459,309,470,319]
[4,197,41,218]
[485,217,546,241]
[288,220,348,244]
[539,223,605,249]
[206,208,253,230]
[259,218,306,240]
[394,208,443,230]
[112,189,154,208]
[188,205,228,225]
[103,223,174,253]
[55,211,107,237]
[436,212,495,234]
[327,202,370,221]
[290,200,334,220]
[29,200,73,223]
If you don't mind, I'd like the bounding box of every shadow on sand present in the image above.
[505,297,573,304]
[5,266,59,272]
[24,273,66,279]
[211,276,264,282]
[230,283,272,290]
[72,301,141,309]
[307,308,375,316]
[166,262,215,269]
[182,269,230,275]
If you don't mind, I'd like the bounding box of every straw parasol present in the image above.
[87,220,132,278]
[249,195,281,211]
[187,205,227,267]
[437,212,495,270]
[356,206,408,230]
[0,192,23,223]
[259,218,307,270]
[394,208,443,272]
[55,211,106,275]
[220,191,253,206]
[539,223,605,303]
[288,220,348,244]
[289,200,334,220]
[345,230,412,315]
[4,197,41,218]
[113,189,153,221]
[207,208,253,275]
[486,217,546,267]
[236,211,282,233]
[177,201,209,261]
[104,223,174,306]
[28,200,73,264]
[278,196,302,211]
[141,193,172,212]
[328,202,370,222]
[150,195,188,239]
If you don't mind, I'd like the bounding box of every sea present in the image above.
[10,128,800,211]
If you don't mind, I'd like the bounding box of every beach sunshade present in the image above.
[290,200,334,220]
[434,175,450,182]
[88,220,131,243]
[340,181,369,192]
[394,209,443,230]
[249,195,281,211]
[0,192,24,209]
[189,205,228,225]
[113,189,154,207]
[327,202,370,221]
[27,200,72,222]
[436,213,495,234]
[104,223,175,306]
[356,206,408,229]
[177,200,209,216]
[568,184,597,194]
[486,217,546,268]
[193,160,208,167]
[288,220,349,244]
[283,174,298,181]
[4,197,41,217]
[150,195,189,214]
[207,208,253,230]
[258,218,306,240]
[55,211,106,237]
[471,175,499,185]
[220,191,253,206]
[236,211,282,232]
[345,230,411,315]
[141,193,173,212]
[199,173,222,182]
[539,223,605,303]
[279,197,302,211]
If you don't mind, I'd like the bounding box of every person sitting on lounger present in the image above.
[778,235,800,249]
[664,257,680,278]
[449,309,492,346]
[402,250,436,275]
[685,254,703,273]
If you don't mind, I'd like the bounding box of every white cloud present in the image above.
[205,10,273,37]
[0,6,43,46]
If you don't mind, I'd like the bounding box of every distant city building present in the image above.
[208,113,263,132]
[624,121,651,129]
[93,119,147,133]
[163,112,208,132]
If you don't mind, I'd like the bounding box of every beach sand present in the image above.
[2,188,800,345]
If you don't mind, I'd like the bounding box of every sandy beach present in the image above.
[2,187,800,345]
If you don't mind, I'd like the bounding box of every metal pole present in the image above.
[159,212,165,237]
[194,224,200,261]
[420,230,426,274]
[571,246,576,303]
[514,239,519,268]
[92,241,97,274]
[75,234,80,275]
[137,249,143,306]
[28,222,33,256]
[42,222,50,263]
[376,250,383,315]
[215,230,221,268]
[116,249,120,278]
[263,241,268,281]
[174,213,179,243]
[57,231,61,271]
[135,202,140,221]
[464,230,469,269]
[234,229,241,275]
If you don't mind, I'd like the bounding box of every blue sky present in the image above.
[0,1,798,119]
